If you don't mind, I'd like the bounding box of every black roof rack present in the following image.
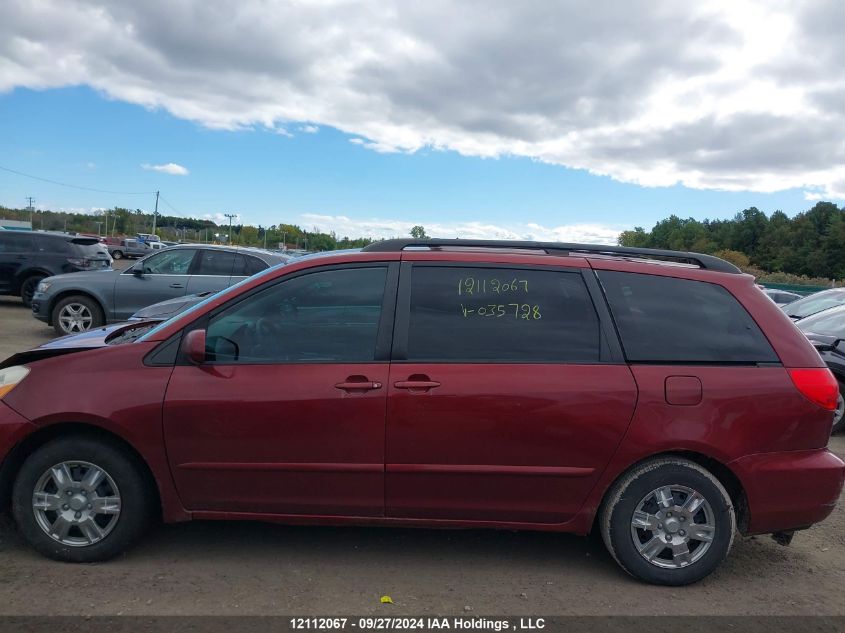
[361,239,741,274]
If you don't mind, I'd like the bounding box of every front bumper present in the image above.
[730,448,845,534]
[30,292,51,324]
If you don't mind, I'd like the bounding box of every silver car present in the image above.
[31,244,290,335]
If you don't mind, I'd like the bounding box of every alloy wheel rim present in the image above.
[59,303,93,333]
[630,484,715,569]
[32,461,121,547]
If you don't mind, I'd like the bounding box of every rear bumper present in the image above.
[730,448,845,534]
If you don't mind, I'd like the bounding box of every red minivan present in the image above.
[0,239,842,585]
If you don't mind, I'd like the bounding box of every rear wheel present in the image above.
[51,294,104,335]
[12,437,154,562]
[19,275,44,308]
[600,457,735,585]
[111,250,123,260]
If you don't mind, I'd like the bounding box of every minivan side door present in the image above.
[162,263,398,516]
[385,260,638,524]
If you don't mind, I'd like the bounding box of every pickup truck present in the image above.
[108,238,152,260]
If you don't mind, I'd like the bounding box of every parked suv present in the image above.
[31,245,289,335]
[0,240,842,585]
[0,231,111,307]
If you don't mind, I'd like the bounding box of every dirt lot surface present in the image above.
[0,292,843,616]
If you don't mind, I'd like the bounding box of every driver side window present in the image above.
[205,266,388,363]
[142,249,196,275]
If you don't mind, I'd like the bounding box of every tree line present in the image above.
[0,206,375,251]
[618,201,845,281]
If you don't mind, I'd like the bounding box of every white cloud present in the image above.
[299,213,623,244]
[204,212,241,224]
[3,1,845,197]
[299,124,319,133]
[140,162,189,176]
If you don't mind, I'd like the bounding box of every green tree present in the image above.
[410,225,429,239]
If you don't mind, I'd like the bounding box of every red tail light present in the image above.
[788,368,839,410]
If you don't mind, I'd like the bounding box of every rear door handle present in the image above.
[394,380,441,390]
[169,283,184,289]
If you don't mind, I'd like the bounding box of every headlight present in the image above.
[36,281,51,293]
[0,366,29,399]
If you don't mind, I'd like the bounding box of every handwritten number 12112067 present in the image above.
[457,277,529,295]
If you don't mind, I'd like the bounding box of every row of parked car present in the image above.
[759,286,845,433]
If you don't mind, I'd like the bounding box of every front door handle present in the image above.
[169,283,184,289]
[335,376,382,392]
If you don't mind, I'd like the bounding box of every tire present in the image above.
[12,436,154,562]
[832,381,845,434]
[19,275,44,308]
[600,457,736,586]
[111,250,123,260]
[51,294,104,336]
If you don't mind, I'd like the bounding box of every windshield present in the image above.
[136,261,288,342]
[783,289,845,319]
[796,304,845,338]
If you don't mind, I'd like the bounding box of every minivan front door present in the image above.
[163,264,397,516]
[385,262,637,524]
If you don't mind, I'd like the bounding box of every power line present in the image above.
[0,164,156,195]
[158,194,181,215]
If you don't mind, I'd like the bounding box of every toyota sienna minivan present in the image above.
[0,239,842,586]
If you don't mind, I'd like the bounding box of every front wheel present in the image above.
[12,437,154,562]
[52,295,104,335]
[600,457,735,585]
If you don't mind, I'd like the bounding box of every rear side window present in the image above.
[0,233,34,253]
[406,266,601,362]
[195,250,237,276]
[598,271,778,363]
[232,254,268,276]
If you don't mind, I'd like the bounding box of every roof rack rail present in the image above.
[362,239,741,274]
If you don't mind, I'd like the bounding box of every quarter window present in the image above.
[598,271,778,363]
[406,266,602,362]
[205,267,388,363]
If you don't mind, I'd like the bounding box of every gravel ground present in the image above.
[0,291,843,616]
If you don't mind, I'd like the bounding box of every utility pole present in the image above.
[282,231,286,251]
[224,213,236,244]
[152,191,160,235]
[26,197,35,229]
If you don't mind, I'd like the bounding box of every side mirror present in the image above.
[182,329,207,364]
[132,263,144,277]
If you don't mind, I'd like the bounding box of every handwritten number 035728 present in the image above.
[460,303,542,320]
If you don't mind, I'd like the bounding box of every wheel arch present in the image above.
[592,450,749,535]
[0,422,161,521]
[47,290,107,325]
[12,268,53,294]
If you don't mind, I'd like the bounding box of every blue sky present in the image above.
[0,87,817,242]
[2,2,842,242]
